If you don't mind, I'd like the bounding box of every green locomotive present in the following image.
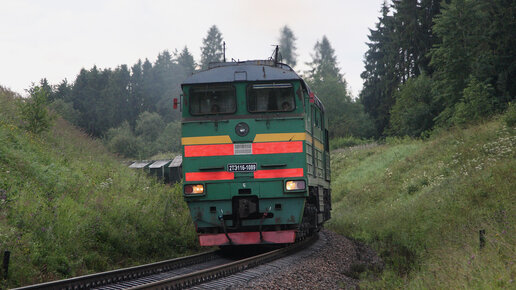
[177,57,331,246]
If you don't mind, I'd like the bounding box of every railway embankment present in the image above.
[0,87,200,288]
[327,115,515,288]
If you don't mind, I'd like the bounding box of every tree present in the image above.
[278,26,297,67]
[387,74,436,137]
[129,60,145,126]
[451,77,495,125]
[19,86,55,134]
[307,35,342,82]
[430,0,491,125]
[306,36,374,138]
[176,46,196,75]
[53,79,73,103]
[360,1,442,136]
[106,121,142,158]
[360,3,398,136]
[200,25,224,69]
[135,111,164,141]
[157,121,182,153]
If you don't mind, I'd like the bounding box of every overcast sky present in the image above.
[1,0,385,97]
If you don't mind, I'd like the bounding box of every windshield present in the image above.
[247,83,295,113]
[189,84,236,115]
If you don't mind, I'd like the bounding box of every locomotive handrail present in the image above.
[255,116,304,121]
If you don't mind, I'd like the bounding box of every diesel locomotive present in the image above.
[176,57,331,246]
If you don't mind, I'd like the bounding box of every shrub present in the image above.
[18,86,55,134]
[135,111,165,140]
[452,77,495,125]
[387,74,435,137]
[503,102,516,127]
[106,121,142,157]
[49,99,80,125]
[156,121,181,153]
[330,136,372,150]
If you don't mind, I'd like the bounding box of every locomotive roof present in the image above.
[182,60,302,85]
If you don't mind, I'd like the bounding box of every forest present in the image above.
[30,0,515,158]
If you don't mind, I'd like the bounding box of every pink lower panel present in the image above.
[199,230,296,246]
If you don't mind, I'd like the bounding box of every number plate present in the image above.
[227,163,257,172]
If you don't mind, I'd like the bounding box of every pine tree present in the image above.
[129,60,145,126]
[430,0,491,125]
[278,25,297,67]
[176,46,196,75]
[360,0,442,136]
[305,36,373,138]
[360,3,398,136]
[200,25,224,69]
[307,36,342,82]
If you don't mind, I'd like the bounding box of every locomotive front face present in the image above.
[180,62,330,246]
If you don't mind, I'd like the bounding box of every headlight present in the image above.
[184,184,204,194]
[285,180,306,191]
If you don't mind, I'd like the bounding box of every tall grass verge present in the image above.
[328,117,515,288]
[0,87,199,287]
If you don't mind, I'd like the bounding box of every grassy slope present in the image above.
[328,119,515,288]
[0,88,199,287]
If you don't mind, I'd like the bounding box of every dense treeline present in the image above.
[44,49,194,137]
[361,0,516,137]
[41,48,195,158]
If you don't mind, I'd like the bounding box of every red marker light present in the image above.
[184,185,193,194]
[173,98,179,109]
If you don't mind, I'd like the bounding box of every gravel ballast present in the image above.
[240,229,383,289]
[192,229,383,289]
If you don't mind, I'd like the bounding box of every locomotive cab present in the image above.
[179,60,331,246]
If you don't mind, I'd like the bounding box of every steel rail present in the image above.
[129,235,317,290]
[13,251,218,290]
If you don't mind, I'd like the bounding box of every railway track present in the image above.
[14,234,317,290]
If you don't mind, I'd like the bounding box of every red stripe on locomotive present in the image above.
[254,168,304,179]
[252,141,303,154]
[184,144,234,157]
[185,171,234,181]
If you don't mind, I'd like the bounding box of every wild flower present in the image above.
[385,168,393,178]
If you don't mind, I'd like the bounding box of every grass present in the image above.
[329,136,373,151]
[0,87,199,288]
[328,117,515,288]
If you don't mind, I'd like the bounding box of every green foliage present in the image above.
[361,1,441,136]
[0,89,199,287]
[18,86,55,134]
[106,112,181,159]
[176,46,196,75]
[278,25,297,67]
[330,136,372,151]
[452,77,495,125]
[305,36,375,139]
[362,0,515,136]
[49,99,80,125]
[200,25,224,69]
[328,119,515,288]
[388,74,435,137]
[156,121,181,153]
[43,47,189,138]
[106,121,143,158]
[430,0,491,126]
[503,102,516,127]
[307,35,342,81]
[135,111,165,140]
